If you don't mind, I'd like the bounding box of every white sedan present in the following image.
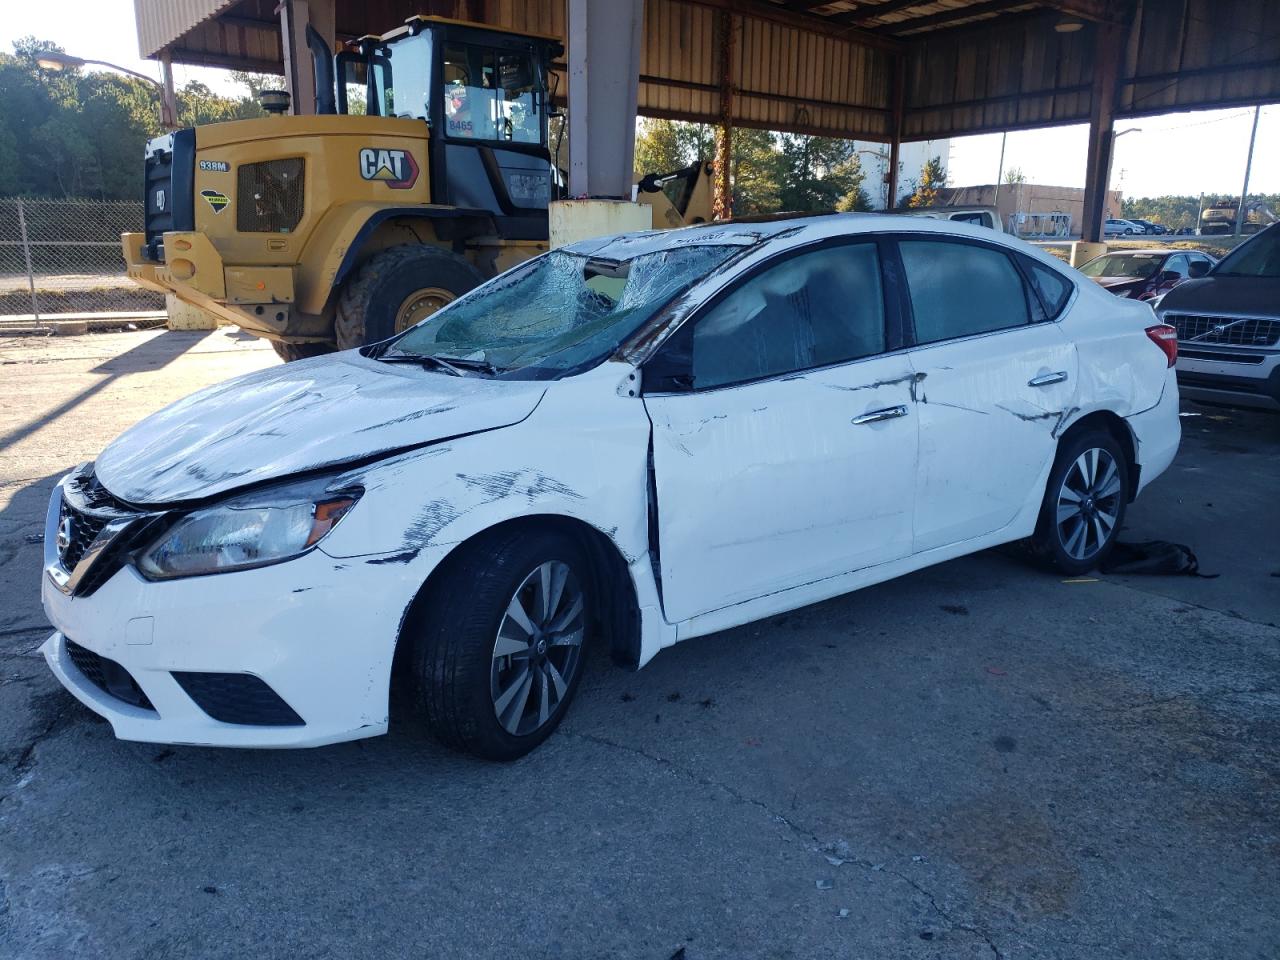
[40,215,1181,759]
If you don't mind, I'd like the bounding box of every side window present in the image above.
[1019,255,1073,320]
[1164,254,1189,278]
[899,240,1030,345]
[687,243,886,390]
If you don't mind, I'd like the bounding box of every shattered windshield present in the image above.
[384,245,742,376]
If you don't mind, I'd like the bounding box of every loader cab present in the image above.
[334,17,560,240]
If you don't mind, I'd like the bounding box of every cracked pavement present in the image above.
[1,328,1278,959]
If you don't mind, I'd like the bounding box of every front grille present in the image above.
[65,638,155,711]
[1170,314,1280,347]
[237,158,305,233]
[173,672,305,726]
[58,500,109,571]
[57,467,147,595]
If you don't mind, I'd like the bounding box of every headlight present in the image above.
[137,476,360,580]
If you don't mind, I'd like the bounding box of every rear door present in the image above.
[643,240,918,623]
[896,237,1079,553]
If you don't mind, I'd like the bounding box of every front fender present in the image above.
[319,363,652,568]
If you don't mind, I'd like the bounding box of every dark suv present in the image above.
[1156,223,1280,410]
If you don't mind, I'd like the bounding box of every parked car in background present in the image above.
[896,205,1003,231]
[39,215,1181,760]
[1104,218,1144,236]
[1157,222,1280,410]
[1127,219,1167,235]
[1079,249,1215,301]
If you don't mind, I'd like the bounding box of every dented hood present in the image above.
[95,351,546,505]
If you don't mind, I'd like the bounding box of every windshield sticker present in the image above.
[201,190,230,214]
[359,148,419,189]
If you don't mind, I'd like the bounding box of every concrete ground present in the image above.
[1,329,1277,960]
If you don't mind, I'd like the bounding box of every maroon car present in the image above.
[1078,249,1216,301]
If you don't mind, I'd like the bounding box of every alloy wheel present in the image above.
[1055,447,1122,561]
[490,561,585,737]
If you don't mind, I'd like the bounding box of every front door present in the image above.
[642,240,919,623]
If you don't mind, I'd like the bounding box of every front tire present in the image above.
[407,528,592,761]
[1030,429,1129,575]
[334,244,485,350]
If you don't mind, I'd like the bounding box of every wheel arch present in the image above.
[329,207,498,305]
[1055,408,1140,500]
[391,514,644,708]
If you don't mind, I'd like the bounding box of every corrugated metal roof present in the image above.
[139,0,1280,142]
[135,0,240,58]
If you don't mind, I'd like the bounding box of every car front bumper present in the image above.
[40,480,438,748]
[1175,349,1280,411]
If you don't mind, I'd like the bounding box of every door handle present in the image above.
[1028,371,1068,387]
[851,405,908,425]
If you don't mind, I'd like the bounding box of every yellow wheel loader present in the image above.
[122,16,712,361]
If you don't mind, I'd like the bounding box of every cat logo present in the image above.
[358,148,419,190]
[201,189,231,214]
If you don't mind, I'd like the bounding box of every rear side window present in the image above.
[1020,256,1073,319]
[899,240,1030,344]
[687,242,886,390]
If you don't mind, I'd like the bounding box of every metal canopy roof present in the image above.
[135,0,1280,142]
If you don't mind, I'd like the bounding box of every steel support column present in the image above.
[567,0,644,198]
[713,11,735,219]
[1081,22,1123,243]
[278,0,335,115]
[886,55,905,210]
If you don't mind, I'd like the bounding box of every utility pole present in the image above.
[992,131,1007,209]
[1234,105,1261,236]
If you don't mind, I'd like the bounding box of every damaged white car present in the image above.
[41,215,1181,759]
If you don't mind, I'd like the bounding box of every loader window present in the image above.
[442,43,541,144]
[378,33,432,120]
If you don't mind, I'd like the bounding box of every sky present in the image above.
[3,0,1276,201]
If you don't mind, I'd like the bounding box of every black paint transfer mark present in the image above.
[366,550,420,565]
[826,371,924,395]
[354,404,457,434]
[992,735,1017,753]
[940,603,969,616]
[457,470,585,503]
[291,587,312,593]
[997,404,1061,423]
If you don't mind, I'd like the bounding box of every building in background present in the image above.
[934,183,1123,238]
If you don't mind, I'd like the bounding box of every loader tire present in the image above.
[334,245,485,350]
[271,341,334,363]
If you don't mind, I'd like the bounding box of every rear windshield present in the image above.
[1079,253,1162,279]
[1213,227,1280,278]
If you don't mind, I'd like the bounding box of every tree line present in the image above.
[1122,193,1280,230]
[0,37,265,201]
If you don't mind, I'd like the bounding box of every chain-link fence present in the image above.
[0,198,165,324]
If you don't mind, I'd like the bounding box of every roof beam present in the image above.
[830,0,933,27]
[679,0,905,51]
[883,0,1036,35]
[1037,0,1123,24]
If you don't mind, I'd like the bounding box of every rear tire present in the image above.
[406,527,592,761]
[271,341,333,363]
[334,244,485,350]
[1029,429,1130,576]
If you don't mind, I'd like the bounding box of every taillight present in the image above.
[1145,324,1177,367]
